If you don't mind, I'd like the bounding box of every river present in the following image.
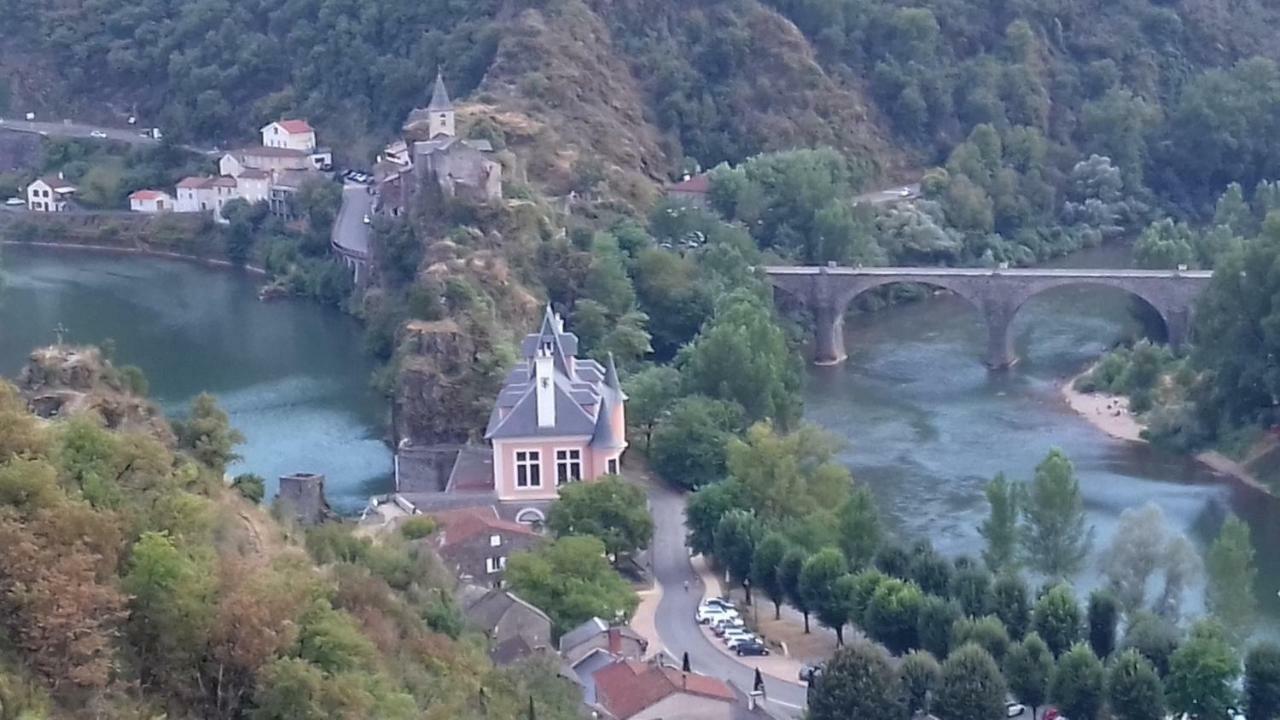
[804,245,1280,629]
[0,246,391,513]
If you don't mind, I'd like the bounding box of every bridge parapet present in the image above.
[764,266,1212,367]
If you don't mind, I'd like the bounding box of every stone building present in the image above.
[424,505,544,587]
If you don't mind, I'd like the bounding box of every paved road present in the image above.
[765,265,1213,279]
[855,183,920,205]
[645,477,809,716]
[332,182,373,258]
[0,117,219,155]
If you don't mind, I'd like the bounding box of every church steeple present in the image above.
[426,71,455,139]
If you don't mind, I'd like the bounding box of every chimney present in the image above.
[607,627,622,655]
[535,348,556,429]
[57,171,64,180]
[554,313,565,333]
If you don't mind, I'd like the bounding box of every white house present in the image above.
[260,120,316,152]
[234,169,271,204]
[175,176,214,213]
[128,189,174,213]
[26,176,76,212]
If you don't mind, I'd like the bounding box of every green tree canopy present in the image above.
[1165,621,1239,720]
[505,536,638,635]
[1021,449,1092,580]
[1050,643,1106,720]
[1032,584,1082,657]
[622,365,682,451]
[1107,649,1165,720]
[1086,591,1120,660]
[900,650,943,716]
[837,486,882,569]
[991,574,1030,640]
[1005,632,1054,716]
[980,472,1022,572]
[864,578,925,654]
[751,532,792,619]
[935,643,1008,720]
[808,639,904,720]
[800,549,850,644]
[1205,513,1257,639]
[1245,642,1280,720]
[547,476,654,560]
[648,396,744,490]
[173,392,244,473]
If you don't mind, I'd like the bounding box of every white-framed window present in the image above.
[556,449,582,485]
[489,534,501,547]
[486,556,506,574]
[607,458,619,475]
[515,450,541,488]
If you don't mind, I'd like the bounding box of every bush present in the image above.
[399,516,438,540]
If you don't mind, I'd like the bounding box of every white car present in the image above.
[702,597,736,611]
[89,130,108,139]
[5,197,26,206]
[696,608,737,624]
[898,186,913,197]
[362,214,371,224]
[724,633,759,650]
[1005,703,1026,718]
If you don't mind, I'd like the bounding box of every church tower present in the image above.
[427,71,455,139]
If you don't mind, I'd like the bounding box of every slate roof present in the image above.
[593,660,735,719]
[590,397,625,450]
[176,176,211,189]
[34,176,76,193]
[464,589,551,634]
[427,71,453,111]
[413,136,494,156]
[559,617,609,654]
[429,506,540,550]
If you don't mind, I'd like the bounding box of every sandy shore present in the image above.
[1059,370,1146,443]
[1060,368,1275,495]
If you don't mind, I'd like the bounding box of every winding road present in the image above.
[644,477,809,716]
[0,117,218,155]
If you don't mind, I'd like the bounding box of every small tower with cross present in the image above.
[426,71,455,140]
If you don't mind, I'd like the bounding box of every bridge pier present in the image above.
[983,300,1018,369]
[1165,307,1191,352]
[813,304,847,366]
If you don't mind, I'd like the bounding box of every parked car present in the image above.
[724,633,759,650]
[736,640,770,656]
[696,607,737,624]
[703,597,736,610]
[711,619,745,636]
[89,130,107,139]
[362,214,371,224]
[1006,702,1026,718]
[4,198,26,206]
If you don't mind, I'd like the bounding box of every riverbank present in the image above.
[3,239,268,276]
[1060,367,1275,496]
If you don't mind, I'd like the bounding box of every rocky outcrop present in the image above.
[17,345,174,443]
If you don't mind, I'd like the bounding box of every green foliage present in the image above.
[1050,644,1106,720]
[1086,591,1120,660]
[863,578,925,654]
[1134,219,1199,270]
[713,509,759,585]
[1245,642,1280,720]
[123,531,215,689]
[678,289,802,429]
[725,423,851,529]
[1005,633,1054,714]
[685,479,748,556]
[980,472,1021,573]
[398,516,437,540]
[1101,503,1200,616]
[837,486,882,570]
[504,536,638,636]
[917,594,961,658]
[1108,649,1166,720]
[1165,621,1240,720]
[1124,612,1183,678]
[231,473,267,504]
[1205,514,1258,639]
[952,615,1011,663]
[950,565,993,618]
[751,532,792,619]
[622,365,682,451]
[808,640,904,720]
[1032,584,1082,658]
[991,575,1030,640]
[1021,449,1092,580]
[935,643,1008,720]
[173,392,245,473]
[799,548,850,643]
[899,650,942,716]
[548,476,653,560]
[778,547,813,633]
[648,396,743,490]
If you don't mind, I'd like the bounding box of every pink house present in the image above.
[485,307,628,504]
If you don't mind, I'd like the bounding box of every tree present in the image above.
[713,510,759,597]
[678,289,802,428]
[123,531,215,688]
[230,473,266,504]
[751,532,791,619]
[1205,514,1257,639]
[724,423,851,526]
[909,547,954,598]
[1032,584,1081,657]
[623,366,682,451]
[900,650,943,716]
[844,568,888,627]
[800,549,849,644]
[1021,449,1092,580]
[1124,612,1182,677]
[917,595,962,658]
[648,396,743,490]
[1133,219,1198,269]
[991,574,1030,639]
[951,565,993,618]
[778,547,812,633]
[547,476,654,561]
[874,544,912,578]
[1165,621,1239,720]
[864,578,925,654]
[1245,642,1280,720]
[505,536,638,635]
[685,480,748,556]
[173,392,244,473]
[1102,503,1201,616]
[980,473,1022,572]
[953,615,1011,662]
[837,486,882,569]
[1050,644,1105,720]
[935,643,1008,720]
[1005,633,1054,717]
[1108,649,1165,720]
[808,639,904,720]
[1086,591,1120,659]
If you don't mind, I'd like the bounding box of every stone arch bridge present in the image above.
[765,266,1212,368]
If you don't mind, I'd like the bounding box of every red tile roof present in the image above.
[430,506,540,549]
[209,176,238,187]
[176,176,210,189]
[669,174,710,194]
[129,189,168,201]
[277,119,314,134]
[238,169,271,180]
[593,659,735,719]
